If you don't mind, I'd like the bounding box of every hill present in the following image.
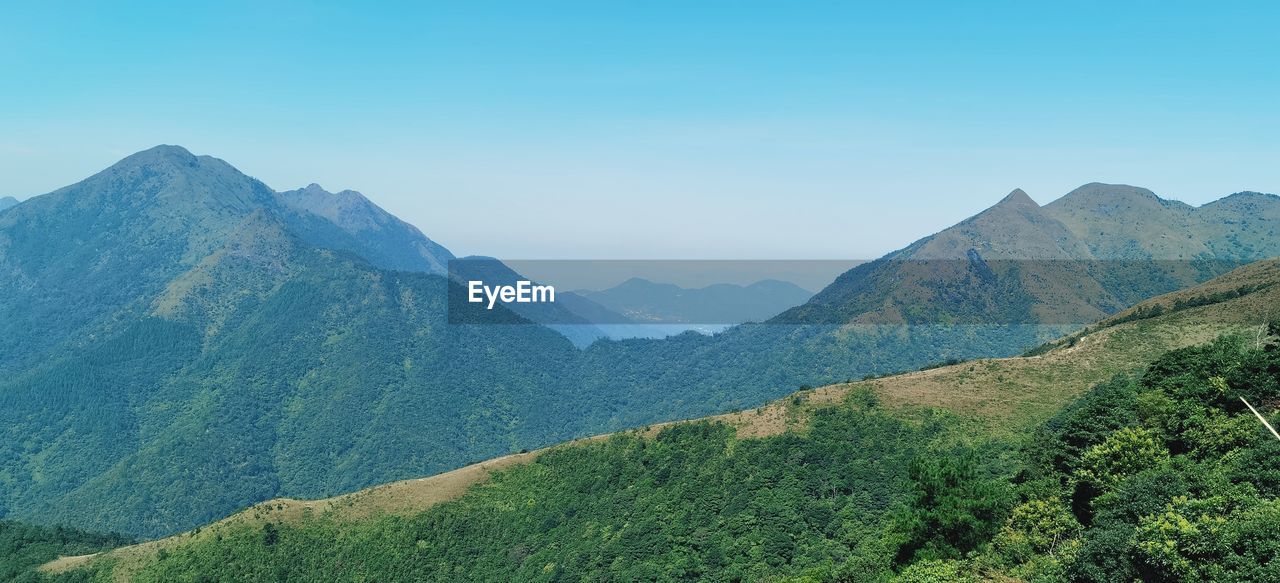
[4,147,1279,541]
[42,260,1280,581]
[775,185,1280,327]
[0,196,16,212]
[0,147,596,537]
[1042,183,1280,260]
[567,186,1280,430]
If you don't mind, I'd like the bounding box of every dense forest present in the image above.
[0,522,129,583]
[31,327,1278,581]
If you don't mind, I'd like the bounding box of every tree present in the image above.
[1076,427,1168,491]
[893,450,1011,564]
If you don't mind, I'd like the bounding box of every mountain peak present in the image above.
[1212,190,1280,204]
[995,188,1038,209]
[113,144,200,168]
[1047,183,1175,212]
[894,186,1091,260]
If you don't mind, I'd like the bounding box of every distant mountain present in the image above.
[775,185,1280,327]
[570,184,1280,433]
[1043,183,1280,260]
[277,183,453,274]
[0,196,16,212]
[577,277,813,324]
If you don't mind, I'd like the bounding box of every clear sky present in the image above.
[3,1,1278,259]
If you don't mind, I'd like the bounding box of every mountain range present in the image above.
[576,277,813,324]
[2,146,1279,539]
[39,258,1280,581]
[777,186,1278,326]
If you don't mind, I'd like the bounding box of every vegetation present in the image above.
[38,394,1007,582]
[1023,282,1272,357]
[5,148,1279,551]
[36,327,1280,582]
[0,521,128,583]
[951,330,1280,581]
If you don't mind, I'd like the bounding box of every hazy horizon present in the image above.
[4,2,1278,259]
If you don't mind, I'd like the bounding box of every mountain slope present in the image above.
[775,185,1280,328]
[276,183,454,274]
[0,196,16,212]
[4,149,1279,542]
[568,186,1277,431]
[48,260,1280,581]
[0,147,596,537]
[0,145,282,372]
[1043,183,1280,260]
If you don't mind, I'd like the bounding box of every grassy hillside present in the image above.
[40,261,1279,581]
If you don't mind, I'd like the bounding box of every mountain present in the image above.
[1,519,130,580]
[4,149,1279,542]
[0,147,595,537]
[44,260,1280,582]
[567,184,1280,431]
[576,277,813,324]
[775,185,1280,327]
[0,145,285,373]
[276,183,454,273]
[0,196,16,212]
[1042,183,1280,260]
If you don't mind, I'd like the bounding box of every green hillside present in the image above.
[0,148,592,537]
[5,147,1280,541]
[38,261,1280,582]
[0,521,129,582]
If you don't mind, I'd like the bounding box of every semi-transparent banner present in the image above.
[446,258,1264,326]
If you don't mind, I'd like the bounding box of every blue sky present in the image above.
[3,1,1278,258]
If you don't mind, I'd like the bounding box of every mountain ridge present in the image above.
[5,145,1280,540]
[276,183,454,274]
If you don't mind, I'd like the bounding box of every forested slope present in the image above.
[46,326,1280,581]
[39,261,1280,582]
[5,146,1280,541]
